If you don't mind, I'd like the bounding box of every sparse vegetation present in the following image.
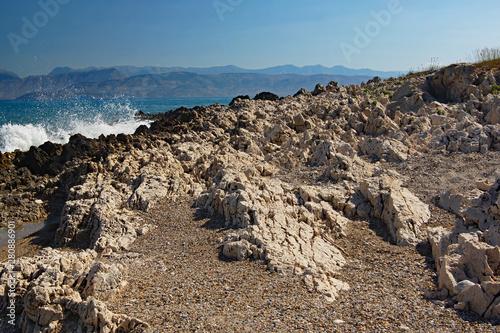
[406,57,442,77]
[425,57,441,71]
[491,84,500,95]
[470,47,500,68]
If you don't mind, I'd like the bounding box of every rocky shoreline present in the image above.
[1,63,500,331]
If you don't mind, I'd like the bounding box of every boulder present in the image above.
[312,84,327,96]
[254,92,279,101]
[427,64,479,102]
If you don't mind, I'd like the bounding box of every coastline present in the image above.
[0,97,233,153]
[2,64,500,331]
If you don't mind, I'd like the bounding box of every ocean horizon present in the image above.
[0,97,233,153]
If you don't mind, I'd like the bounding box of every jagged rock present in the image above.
[427,64,479,103]
[429,178,500,319]
[312,84,327,96]
[359,137,412,162]
[439,188,468,215]
[456,283,494,316]
[82,262,124,299]
[0,248,147,332]
[293,113,306,132]
[388,76,431,112]
[198,168,349,300]
[382,186,430,246]
[484,95,500,125]
[293,88,309,97]
[364,106,398,135]
[367,76,382,85]
[359,176,430,246]
[326,81,339,92]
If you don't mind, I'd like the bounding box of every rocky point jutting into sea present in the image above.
[1,63,500,332]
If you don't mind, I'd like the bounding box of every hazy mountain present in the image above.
[43,64,400,78]
[0,69,20,82]
[0,68,128,100]
[1,64,396,100]
[11,72,372,100]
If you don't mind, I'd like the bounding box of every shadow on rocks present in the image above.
[193,206,230,233]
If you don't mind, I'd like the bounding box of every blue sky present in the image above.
[1,0,499,77]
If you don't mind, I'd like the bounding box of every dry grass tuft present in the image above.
[470,47,500,69]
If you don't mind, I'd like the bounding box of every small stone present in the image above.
[476,180,491,191]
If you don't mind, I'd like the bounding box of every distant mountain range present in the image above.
[0,65,401,100]
[48,65,401,78]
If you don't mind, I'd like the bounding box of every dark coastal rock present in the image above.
[134,110,148,120]
[0,152,13,169]
[15,142,63,175]
[18,146,50,175]
[59,134,99,163]
[134,124,151,135]
[229,95,250,106]
[254,92,279,101]
[145,106,216,138]
[293,88,309,97]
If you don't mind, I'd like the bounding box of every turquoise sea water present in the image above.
[0,97,232,152]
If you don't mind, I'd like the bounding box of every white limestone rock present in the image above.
[359,176,430,246]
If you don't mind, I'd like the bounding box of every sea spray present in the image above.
[0,97,232,153]
[0,99,151,152]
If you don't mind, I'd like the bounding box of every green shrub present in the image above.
[491,84,500,94]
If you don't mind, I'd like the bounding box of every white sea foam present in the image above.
[0,103,151,153]
[0,123,53,152]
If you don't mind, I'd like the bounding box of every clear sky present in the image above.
[1,0,499,78]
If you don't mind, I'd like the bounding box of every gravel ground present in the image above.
[105,194,500,332]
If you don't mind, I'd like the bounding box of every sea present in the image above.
[0,97,233,153]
